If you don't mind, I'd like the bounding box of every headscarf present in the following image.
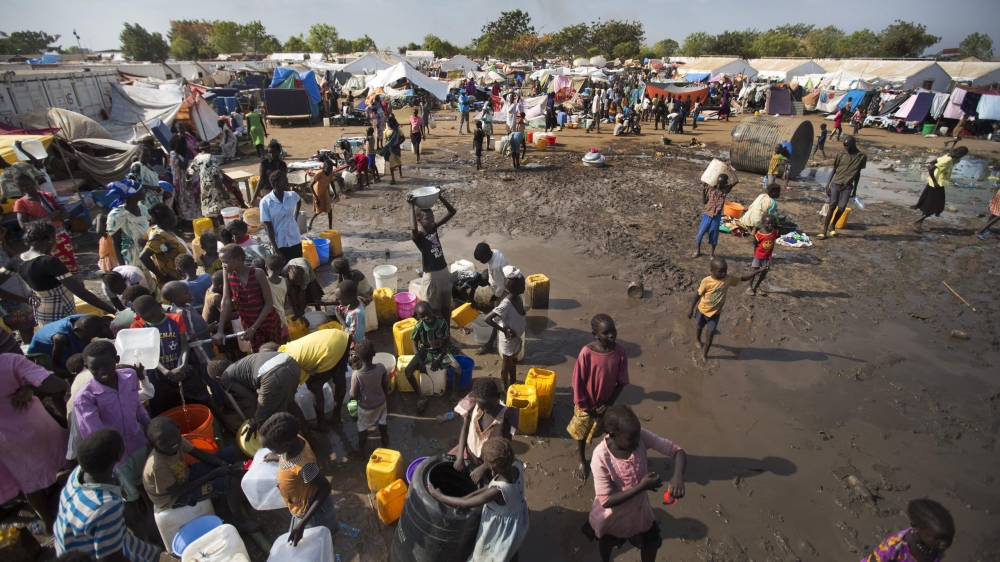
[105,179,141,210]
[158,180,174,195]
[502,265,523,279]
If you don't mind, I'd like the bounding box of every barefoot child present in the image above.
[259,413,337,547]
[473,121,486,171]
[688,257,767,360]
[694,167,739,258]
[333,279,365,344]
[175,254,212,310]
[748,214,778,297]
[863,498,953,562]
[569,314,628,481]
[348,340,390,456]
[814,123,828,159]
[452,378,518,484]
[584,405,686,562]
[199,232,222,275]
[430,438,529,562]
[265,254,289,340]
[404,301,460,413]
[483,267,526,391]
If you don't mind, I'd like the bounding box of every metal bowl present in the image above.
[408,186,441,209]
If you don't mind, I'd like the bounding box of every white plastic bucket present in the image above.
[220,207,241,225]
[182,524,250,562]
[365,299,378,332]
[268,527,333,562]
[323,117,330,127]
[408,278,425,301]
[449,259,475,274]
[115,328,160,370]
[701,159,728,187]
[373,265,398,290]
[420,368,448,396]
[472,318,493,343]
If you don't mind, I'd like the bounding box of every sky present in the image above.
[5,0,999,55]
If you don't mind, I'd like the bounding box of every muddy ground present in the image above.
[14,110,999,561]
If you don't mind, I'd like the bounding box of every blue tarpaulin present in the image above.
[685,72,711,83]
[269,67,321,117]
[837,89,867,111]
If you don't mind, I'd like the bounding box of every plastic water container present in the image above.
[526,131,534,143]
[267,527,333,562]
[154,501,215,554]
[396,355,416,392]
[393,318,417,357]
[11,138,48,161]
[220,207,241,225]
[241,448,286,510]
[377,479,408,525]
[367,448,403,492]
[507,384,538,435]
[365,299,378,333]
[535,137,547,151]
[406,279,423,302]
[406,457,428,483]
[191,236,205,262]
[115,328,160,370]
[853,197,865,210]
[394,292,418,319]
[449,259,475,274]
[373,265,398,290]
[546,134,556,146]
[311,238,331,264]
[525,274,550,309]
[420,367,447,396]
[834,207,852,229]
[304,310,329,330]
[525,368,556,419]
[192,217,215,238]
[471,317,493,344]
[448,355,475,390]
[171,515,222,556]
[319,230,342,257]
[242,208,260,233]
[451,302,479,327]
[301,239,320,269]
[701,158,728,187]
[374,352,396,392]
[294,384,317,420]
[183,523,250,562]
[287,317,308,340]
[374,287,396,324]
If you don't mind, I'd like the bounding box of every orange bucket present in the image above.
[184,434,219,465]
[723,202,744,218]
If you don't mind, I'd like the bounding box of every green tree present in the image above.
[836,29,879,57]
[806,26,844,58]
[351,35,376,52]
[258,35,282,54]
[0,30,61,55]
[307,23,339,55]
[169,37,198,60]
[589,20,644,58]
[713,29,759,58]
[119,23,169,62]
[283,34,309,52]
[877,20,939,58]
[477,9,535,58]
[549,23,591,58]
[958,32,994,60]
[423,35,459,58]
[210,21,244,54]
[679,32,714,56]
[612,41,641,59]
[240,21,269,54]
[651,38,679,58]
[750,31,802,58]
[406,42,421,51]
[167,20,215,59]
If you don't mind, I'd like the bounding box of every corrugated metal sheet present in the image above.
[730,116,814,178]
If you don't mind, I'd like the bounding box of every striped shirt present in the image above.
[55,467,160,561]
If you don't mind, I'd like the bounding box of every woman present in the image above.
[246,107,268,158]
[0,222,115,326]
[129,145,163,209]
[409,108,424,164]
[218,118,238,161]
[739,183,781,235]
[260,170,302,261]
[544,93,556,133]
[913,147,968,232]
[12,173,78,273]
[169,134,200,222]
[251,139,287,204]
[139,203,190,284]
[99,179,159,295]
[380,115,404,185]
[368,95,385,149]
[0,354,70,534]
[191,141,236,226]
[719,88,732,122]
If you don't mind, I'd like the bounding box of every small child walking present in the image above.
[568,314,628,482]
[814,123,828,159]
[429,438,529,562]
[259,413,337,547]
[473,121,486,171]
[748,214,778,297]
[405,301,460,413]
[334,279,365,344]
[688,257,767,360]
[483,267,526,391]
[694,168,739,259]
[583,405,685,562]
[348,340,390,456]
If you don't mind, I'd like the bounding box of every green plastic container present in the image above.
[348,399,359,418]
[922,123,936,135]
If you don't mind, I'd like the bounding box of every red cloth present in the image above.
[571,343,629,411]
[227,267,283,353]
[754,230,778,260]
[353,152,369,173]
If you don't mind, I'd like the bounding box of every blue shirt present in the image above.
[184,273,212,309]
[27,314,87,369]
[458,95,470,112]
[259,190,301,250]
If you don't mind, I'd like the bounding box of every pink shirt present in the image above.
[572,343,629,411]
[409,115,424,134]
[74,369,150,468]
[589,429,681,539]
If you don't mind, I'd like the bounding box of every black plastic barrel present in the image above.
[730,116,814,179]
[390,456,482,562]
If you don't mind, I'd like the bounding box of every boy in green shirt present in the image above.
[404,301,461,413]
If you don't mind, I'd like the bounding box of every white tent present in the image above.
[821,60,950,91]
[340,53,396,75]
[678,57,758,81]
[105,82,220,143]
[367,63,449,101]
[749,58,827,81]
[439,55,479,73]
[939,61,1000,87]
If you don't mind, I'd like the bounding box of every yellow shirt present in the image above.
[697,274,741,317]
[927,155,954,188]
[280,329,349,384]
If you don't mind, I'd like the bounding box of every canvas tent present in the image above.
[819,60,950,91]
[104,82,221,143]
[749,59,827,81]
[366,63,449,101]
[439,55,479,73]
[678,57,757,82]
[939,61,1000,87]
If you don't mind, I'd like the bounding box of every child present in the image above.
[851,107,864,135]
[111,285,150,335]
[27,314,111,377]
[365,127,379,177]
[429,438,529,562]
[212,244,284,353]
[473,120,486,171]
[333,280,365,344]
[138,203,189,285]
[766,145,788,190]
[814,123,828,159]
[265,254,290,336]
[55,429,161,561]
[748,214,778,297]
[688,257,767,360]
[568,313,629,482]
[405,301,460,413]
[161,281,231,410]
[583,405,686,562]
[96,214,118,273]
[332,257,374,304]
[130,295,211,417]
[259,413,337,547]
[175,254,212,310]
[833,107,845,140]
[308,155,338,230]
[483,267,526,391]
[452,378,518,483]
[348,340,389,456]
[694,168,739,258]
[863,498,953,562]
[143,417,256,532]
[101,266,148,311]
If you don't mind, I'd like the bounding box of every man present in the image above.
[207,352,304,436]
[280,330,350,431]
[472,242,508,355]
[458,91,472,135]
[819,136,867,240]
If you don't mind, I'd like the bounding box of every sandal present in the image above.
[816,233,827,240]
[976,231,993,240]
[416,398,428,414]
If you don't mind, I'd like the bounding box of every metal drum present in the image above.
[730,116,814,179]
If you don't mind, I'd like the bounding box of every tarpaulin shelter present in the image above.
[366,63,449,101]
[439,55,479,73]
[270,67,321,117]
[0,135,53,165]
[764,88,792,115]
[685,73,711,83]
[645,83,708,104]
[104,82,220,143]
[10,108,112,141]
[893,91,934,122]
[837,89,868,111]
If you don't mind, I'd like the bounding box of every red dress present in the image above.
[12,192,79,273]
[227,267,283,352]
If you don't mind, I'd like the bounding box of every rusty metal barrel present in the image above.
[730,116,814,179]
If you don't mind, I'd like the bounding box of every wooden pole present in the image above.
[942,281,977,313]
